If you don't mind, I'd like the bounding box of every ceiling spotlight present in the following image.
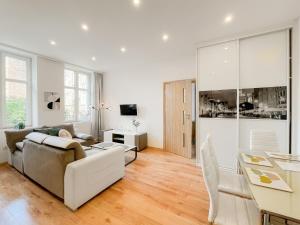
[91,56,96,61]
[224,46,229,50]
[133,0,141,7]
[81,24,89,31]
[120,47,127,53]
[50,40,56,46]
[162,34,169,42]
[224,14,233,24]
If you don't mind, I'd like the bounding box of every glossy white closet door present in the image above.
[239,31,288,88]
[198,41,238,91]
[198,40,238,170]
[239,30,289,153]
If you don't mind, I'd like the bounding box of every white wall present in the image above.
[35,57,93,134]
[35,57,65,126]
[103,57,195,148]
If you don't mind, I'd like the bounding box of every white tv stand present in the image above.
[103,130,147,151]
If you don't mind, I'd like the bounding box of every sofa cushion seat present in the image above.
[75,133,94,140]
[72,138,95,147]
[16,141,24,151]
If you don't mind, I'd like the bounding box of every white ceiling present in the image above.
[0,0,300,72]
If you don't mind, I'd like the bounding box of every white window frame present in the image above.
[0,51,32,128]
[64,68,92,122]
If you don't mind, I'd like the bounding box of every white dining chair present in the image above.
[207,135,252,199]
[200,138,260,225]
[250,129,279,152]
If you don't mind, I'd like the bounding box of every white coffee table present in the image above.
[91,142,137,166]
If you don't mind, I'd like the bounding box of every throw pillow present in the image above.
[58,129,72,139]
[48,128,60,136]
[33,128,50,134]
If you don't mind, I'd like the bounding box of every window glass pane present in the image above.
[64,70,75,87]
[78,90,89,121]
[79,90,88,106]
[5,56,27,81]
[5,81,27,126]
[64,88,75,121]
[78,73,88,89]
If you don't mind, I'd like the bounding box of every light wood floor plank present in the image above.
[0,148,209,225]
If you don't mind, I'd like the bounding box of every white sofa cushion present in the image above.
[25,132,49,144]
[43,136,86,159]
[43,136,77,149]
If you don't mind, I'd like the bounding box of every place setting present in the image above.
[241,152,294,192]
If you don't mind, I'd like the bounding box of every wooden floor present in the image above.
[0,148,209,225]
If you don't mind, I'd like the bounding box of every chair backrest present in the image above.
[250,129,279,152]
[207,135,219,182]
[200,136,219,223]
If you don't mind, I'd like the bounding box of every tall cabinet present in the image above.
[197,29,290,170]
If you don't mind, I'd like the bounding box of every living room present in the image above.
[1,1,300,225]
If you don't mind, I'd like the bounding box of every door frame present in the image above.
[163,79,196,152]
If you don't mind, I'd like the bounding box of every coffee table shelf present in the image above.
[91,142,137,166]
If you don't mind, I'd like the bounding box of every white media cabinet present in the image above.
[103,130,147,151]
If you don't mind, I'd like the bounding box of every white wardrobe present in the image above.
[197,29,290,170]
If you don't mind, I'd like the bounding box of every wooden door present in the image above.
[164,79,194,158]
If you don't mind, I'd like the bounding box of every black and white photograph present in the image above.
[199,89,237,118]
[44,92,61,111]
[239,86,287,120]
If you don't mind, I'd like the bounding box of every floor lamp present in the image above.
[90,103,111,142]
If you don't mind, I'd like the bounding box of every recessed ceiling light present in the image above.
[120,47,127,53]
[133,0,141,7]
[81,24,89,31]
[91,56,96,61]
[162,34,169,42]
[224,60,229,64]
[224,14,233,24]
[224,46,229,50]
[50,40,56,46]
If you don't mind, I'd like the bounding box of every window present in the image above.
[64,69,91,122]
[0,53,32,128]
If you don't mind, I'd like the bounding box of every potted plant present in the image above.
[15,121,25,130]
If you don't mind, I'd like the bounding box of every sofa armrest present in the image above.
[64,147,125,210]
[74,133,94,140]
[4,128,33,153]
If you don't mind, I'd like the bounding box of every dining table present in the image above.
[238,150,300,225]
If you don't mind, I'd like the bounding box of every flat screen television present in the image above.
[120,104,137,116]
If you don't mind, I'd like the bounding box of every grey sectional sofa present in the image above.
[5,123,95,174]
[4,124,125,210]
